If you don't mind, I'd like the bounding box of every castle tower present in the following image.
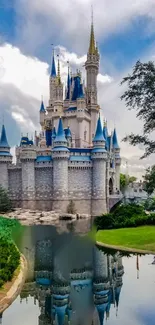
[112,128,121,192]
[52,117,69,212]
[20,143,36,209]
[91,115,107,216]
[49,49,57,108]
[40,99,46,130]
[0,124,12,190]
[85,12,100,142]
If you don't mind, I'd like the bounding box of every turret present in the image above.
[112,128,121,192]
[49,49,57,108]
[85,12,100,141]
[65,126,72,147]
[52,117,69,212]
[91,115,107,215]
[0,124,12,189]
[40,99,46,130]
[65,65,71,101]
[20,143,36,209]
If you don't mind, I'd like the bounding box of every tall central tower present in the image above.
[85,13,100,142]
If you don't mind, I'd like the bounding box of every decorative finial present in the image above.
[91,4,94,26]
[41,95,43,102]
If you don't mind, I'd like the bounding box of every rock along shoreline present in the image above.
[1,208,91,226]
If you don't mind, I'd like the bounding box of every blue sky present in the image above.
[0,0,155,177]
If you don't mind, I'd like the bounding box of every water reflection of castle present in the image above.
[19,231,124,325]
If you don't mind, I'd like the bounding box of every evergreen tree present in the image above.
[0,186,12,213]
[67,200,76,214]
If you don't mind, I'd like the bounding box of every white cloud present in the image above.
[14,0,155,54]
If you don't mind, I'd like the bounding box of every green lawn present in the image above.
[96,226,155,252]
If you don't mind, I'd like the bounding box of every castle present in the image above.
[0,20,121,216]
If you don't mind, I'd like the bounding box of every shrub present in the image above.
[0,238,20,288]
[94,203,155,230]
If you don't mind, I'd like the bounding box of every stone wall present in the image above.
[35,167,53,200]
[68,167,92,199]
[8,168,22,201]
[22,160,36,209]
[0,163,9,189]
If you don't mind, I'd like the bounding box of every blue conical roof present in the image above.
[40,100,45,112]
[52,126,56,139]
[93,115,105,142]
[66,126,72,138]
[66,69,70,100]
[55,118,67,143]
[51,52,56,77]
[112,128,119,149]
[0,125,10,148]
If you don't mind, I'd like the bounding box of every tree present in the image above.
[0,186,12,213]
[120,173,137,192]
[143,165,155,196]
[120,60,155,158]
[67,200,76,214]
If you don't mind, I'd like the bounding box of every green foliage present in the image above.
[0,238,20,288]
[121,60,155,158]
[143,165,155,196]
[0,186,12,213]
[0,217,21,288]
[94,203,155,230]
[120,173,137,192]
[144,197,155,211]
[67,200,76,214]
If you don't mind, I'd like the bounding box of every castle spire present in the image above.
[57,54,61,85]
[0,124,10,148]
[51,47,56,77]
[40,96,45,112]
[112,128,119,149]
[66,62,70,100]
[55,117,67,143]
[93,114,105,142]
[88,6,96,55]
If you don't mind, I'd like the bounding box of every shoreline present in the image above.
[96,241,155,255]
[0,254,27,314]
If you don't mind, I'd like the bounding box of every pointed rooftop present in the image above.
[112,128,119,149]
[40,100,45,112]
[55,117,67,143]
[57,55,61,85]
[93,115,105,142]
[52,126,56,139]
[66,66,70,100]
[0,124,10,148]
[51,49,56,77]
[66,126,72,138]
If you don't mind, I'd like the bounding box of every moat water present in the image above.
[2,221,155,325]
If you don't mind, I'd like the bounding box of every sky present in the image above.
[0,0,155,178]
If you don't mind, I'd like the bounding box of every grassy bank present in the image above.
[96,226,155,252]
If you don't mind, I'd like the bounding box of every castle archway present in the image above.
[109,178,113,195]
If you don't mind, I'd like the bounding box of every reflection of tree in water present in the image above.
[66,222,75,233]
